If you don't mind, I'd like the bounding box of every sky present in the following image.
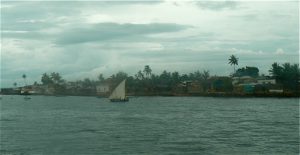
[1,0,299,88]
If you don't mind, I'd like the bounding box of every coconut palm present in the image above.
[13,82,17,88]
[98,73,105,82]
[22,74,27,86]
[228,55,239,74]
[143,65,152,78]
[135,70,144,80]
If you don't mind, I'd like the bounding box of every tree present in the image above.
[201,70,210,81]
[111,71,128,84]
[200,70,210,92]
[269,62,300,92]
[50,72,62,84]
[235,66,259,77]
[160,70,171,84]
[13,82,17,88]
[143,65,152,78]
[98,73,105,82]
[83,78,93,88]
[135,70,144,80]
[171,71,180,84]
[180,74,189,81]
[41,73,53,85]
[34,81,38,86]
[269,62,283,83]
[228,55,239,74]
[281,63,299,91]
[22,74,27,86]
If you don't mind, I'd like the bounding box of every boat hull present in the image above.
[110,98,129,102]
[20,91,31,95]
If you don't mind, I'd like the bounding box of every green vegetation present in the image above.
[3,60,299,97]
[13,82,17,88]
[41,72,66,94]
[228,55,238,74]
[22,74,27,86]
[269,62,300,92]
[234,66,259,77]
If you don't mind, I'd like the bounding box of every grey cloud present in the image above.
[2,31,47,40]
[55,23,190,45]
[101,1,163,5]
[196,1,239,10]
[1,1,78,33]
[231,14,258,21]
[2,1,77,20]
[1,1,299,88]
[2,20,56,31]
[229,39,299,54]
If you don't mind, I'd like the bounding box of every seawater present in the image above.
[0,95,299,155]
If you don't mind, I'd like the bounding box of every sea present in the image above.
[0,95,299,155]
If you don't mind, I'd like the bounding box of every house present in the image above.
[232,76,256,85]
[173,81,204,94]
[21,86,37,95]
[30,85,42,94]
[234,83,256,94]
[96,83,110,96]
[269,89,283,93]
[257,79,276,85]
[187,81,204,93]
[209,76,233,92]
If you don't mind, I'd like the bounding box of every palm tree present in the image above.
[98,73,105,82]
[22,74,27,86]
[228,55,238,74]
[13,82,17,88]
[143,65,152,78]
[201,70,210,81]
[135,70,144,80]
[201,70,210,92]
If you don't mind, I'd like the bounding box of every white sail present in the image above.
[109,80,126,100]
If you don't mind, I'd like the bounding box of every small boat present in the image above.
[24,96,31,100]
[21,89,31,95]
[109,79,129,102]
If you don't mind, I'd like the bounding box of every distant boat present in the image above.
[109,79,129,102]
[21,90,30,95]
[24,96,31,100]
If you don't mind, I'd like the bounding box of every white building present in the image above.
[257,79,276,85]
[96,83,110,94]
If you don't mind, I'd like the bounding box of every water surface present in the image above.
[1,95,299,155]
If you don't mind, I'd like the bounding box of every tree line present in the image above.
[269,62,300,91]
[17,55,299,95]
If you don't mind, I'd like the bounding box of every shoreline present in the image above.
[1,92,299,98]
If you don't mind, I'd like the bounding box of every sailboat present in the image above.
[109,79,129,102]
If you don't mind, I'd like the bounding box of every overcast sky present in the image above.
[1,0,299,88]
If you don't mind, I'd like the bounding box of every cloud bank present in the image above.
[1,1,299,87]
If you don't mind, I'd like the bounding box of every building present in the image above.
[96,83,110,96]
[209,76,233,92]
[257,79,276,85]
[234,83,256,94]
[232,76,256,85]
